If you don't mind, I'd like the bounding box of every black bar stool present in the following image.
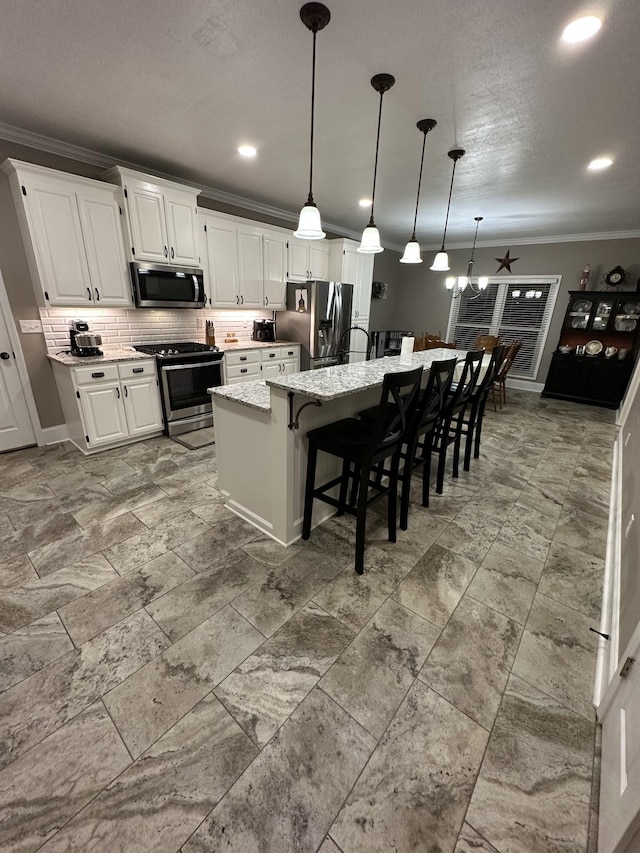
[358,358,457,528]
[302,367,423,575]
[433,350,484,493]
[461,344,507,471]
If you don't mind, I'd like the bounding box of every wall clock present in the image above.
[604,266,628,288]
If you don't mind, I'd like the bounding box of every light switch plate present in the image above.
[19,320,43,333]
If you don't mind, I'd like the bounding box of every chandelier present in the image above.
[445,216,489,299]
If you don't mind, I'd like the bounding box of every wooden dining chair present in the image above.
[491,340,522,409]
[475,334,501,352]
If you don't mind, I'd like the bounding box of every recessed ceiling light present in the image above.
[588,157,613,171]
[358,198,372,208]
[238,145,257,158]
[562,15,603,43]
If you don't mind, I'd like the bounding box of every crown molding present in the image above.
[0,122,637,253]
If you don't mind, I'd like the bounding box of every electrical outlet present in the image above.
[19,320,43,334]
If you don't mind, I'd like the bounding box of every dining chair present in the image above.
[492,340,522,409]
[302,367,424,574]
[458,345,507,470]
[474,334,501,352]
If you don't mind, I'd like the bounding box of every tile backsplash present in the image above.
[39,307,273,352]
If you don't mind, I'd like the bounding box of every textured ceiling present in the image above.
[1,0,639,249]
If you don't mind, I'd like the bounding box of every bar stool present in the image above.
[461,344,506,471]
[358,358,457,528]
[302,367,423,574]
[433,350,484,493]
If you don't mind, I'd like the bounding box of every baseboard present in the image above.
[507,378,545,394]
[39,424,69,446]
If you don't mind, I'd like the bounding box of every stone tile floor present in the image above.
[0,390,614,852]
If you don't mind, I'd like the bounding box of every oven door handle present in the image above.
[160,360,223,371]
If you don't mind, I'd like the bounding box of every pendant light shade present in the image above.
[294,3,331,241]
[445,216,490,299]
[358,73,395,254]
[430,147,465,270]
[400,118,437,265]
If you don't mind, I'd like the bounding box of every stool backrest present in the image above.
[370,367,423,451]
[450,350,484,411]
[415,357,457,430]
[475,334,501,352]
[475,344,507,396]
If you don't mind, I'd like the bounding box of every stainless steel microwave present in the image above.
[130,263,206,309]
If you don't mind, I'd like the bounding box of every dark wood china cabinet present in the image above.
[542,290,640,408]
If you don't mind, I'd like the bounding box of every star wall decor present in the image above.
[495,250,520,273]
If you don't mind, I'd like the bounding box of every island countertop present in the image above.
[265,348,468,401]
[210,380,271,412]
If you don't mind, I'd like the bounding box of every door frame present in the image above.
[0,267,41,448]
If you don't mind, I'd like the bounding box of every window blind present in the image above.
[446,276,561,379]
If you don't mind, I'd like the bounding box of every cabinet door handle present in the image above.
[269,353,276,357]
[170,247,175,259]
[116,386,120,398]
[241,368,247,374]
[94,288,100,302]
[236,295,239,305]
[164,246,168,257]
[132,367,144,373]
[91,371,105,378]
[87,287,92,301]
[124,386,128,397]
[265,296,269,306]
[240,356,247,361]
[240,295,244,305]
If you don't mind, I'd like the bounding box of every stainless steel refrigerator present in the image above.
[275,281,354,370]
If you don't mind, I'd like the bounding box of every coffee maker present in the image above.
[252,319,276,342]
[69,320,103,357]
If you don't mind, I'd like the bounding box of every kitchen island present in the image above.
[210,349,468,546]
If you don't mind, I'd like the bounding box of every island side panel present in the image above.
[212,395,274,534]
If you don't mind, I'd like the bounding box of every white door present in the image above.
[164,190,199,266]
[205,219,239,308]
[0,301,36,452]
[281,360,298,375]
[600,640,640,853]
[288,242,310,281]
[353,253,374,319]
[309,244,329,280]
[341,245,359,285]
[76,186,131,306]
[261,362,281,378]
[122,377,163,436]
[126,184,169,263]
[263,232,287,309]
[79,383,128,447]
[25,176,92,305]
[237,228,263,307]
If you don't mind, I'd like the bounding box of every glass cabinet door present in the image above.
[566,296,594,330]
[592,299,614,331]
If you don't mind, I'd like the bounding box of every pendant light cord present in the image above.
[439,157,459,251]
[368,91,385,226]
[307,29,318,204]
[410,131,428,240]
[467,216,481,278]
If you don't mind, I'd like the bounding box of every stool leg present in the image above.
[349,465,361,506]
[388,452,400,543]
[474,399,487,459]
[336,459,350,516]
[354,465,370,575]
[436,423,447,495]
[452,414,464,479]
[422,432,433,507]
[302,442,317,540]
[400,437,418,530]
[464,401,479,471]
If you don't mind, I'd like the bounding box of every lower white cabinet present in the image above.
[51,358,163,453]
[223,345,300,385]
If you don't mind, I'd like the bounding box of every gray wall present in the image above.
[373,238,640,383]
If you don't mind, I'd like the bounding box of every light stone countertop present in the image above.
[209,380,272,412]
[47,347,152,366]
[266,349,469,401]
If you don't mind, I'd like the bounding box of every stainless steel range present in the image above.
[133,342,224,436]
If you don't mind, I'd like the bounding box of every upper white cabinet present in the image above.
[328,238,374,321]
[3,159,131,307]
[288,239,329,282]
[201,214,288,310]
[105,167,200,267]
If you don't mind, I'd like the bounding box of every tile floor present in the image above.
[0,390,614,852]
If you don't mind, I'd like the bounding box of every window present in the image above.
[446,276,561,379]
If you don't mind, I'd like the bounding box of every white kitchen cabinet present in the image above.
[50,358,163,454]
[106,167,200,267]
[261,361,281,379]
[237,226,264,307]
[204,216,239,308]
[223,345,300,385]
[3,160,131,307]
[328,238,374,320]
[262,231,288,309]
[287,240,329,281]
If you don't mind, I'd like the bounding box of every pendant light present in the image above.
[294,3,331,240]
[446,216,490,299]
[430,147,465,270]
[357,73,395,254]
[400,118,437,264]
